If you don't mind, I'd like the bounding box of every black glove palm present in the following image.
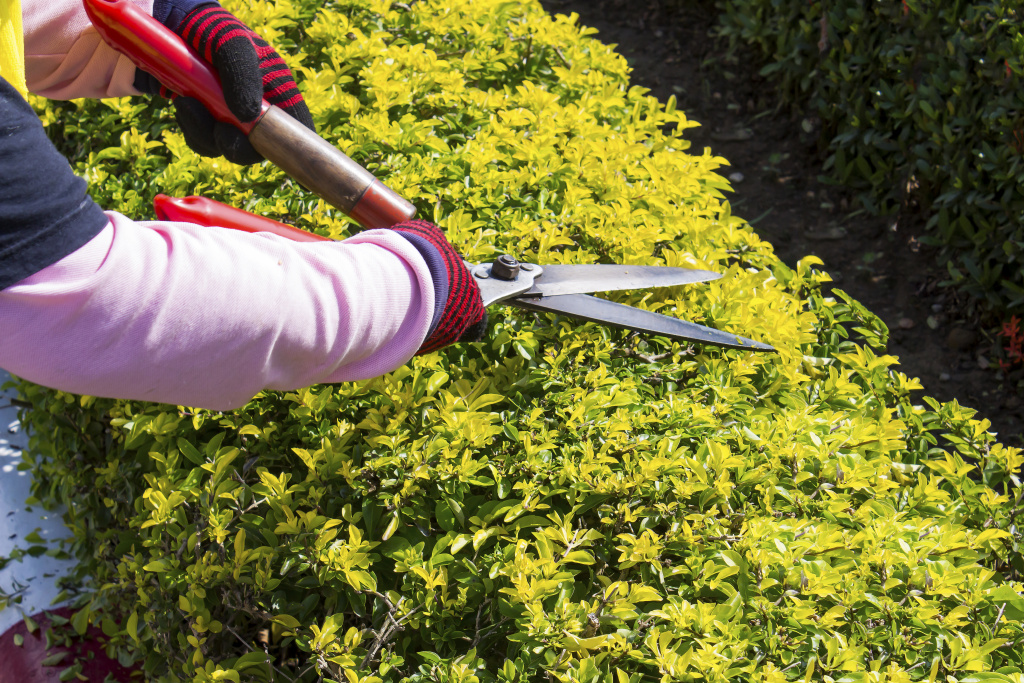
[136,1,315,165]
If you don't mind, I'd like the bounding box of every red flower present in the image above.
[999,315,1024,368]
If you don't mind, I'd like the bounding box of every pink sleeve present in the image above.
[0,213,435,410]
[23,0,152,99]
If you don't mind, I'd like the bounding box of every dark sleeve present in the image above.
[0,77,110,291]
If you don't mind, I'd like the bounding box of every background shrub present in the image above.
[8,0,1024,681]
[716,0,1024,314]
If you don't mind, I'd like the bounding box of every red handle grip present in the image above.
[83,0,266,132]
[154,194,331,242]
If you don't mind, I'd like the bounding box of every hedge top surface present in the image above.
[8,0,1024,682]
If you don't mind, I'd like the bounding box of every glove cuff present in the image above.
[391,230,449,338]
[389,221,486,354]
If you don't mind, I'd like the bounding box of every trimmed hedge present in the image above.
[7,0,1024,681]
[716,0,1024,314]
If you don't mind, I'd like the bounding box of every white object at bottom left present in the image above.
[0,370,76,635]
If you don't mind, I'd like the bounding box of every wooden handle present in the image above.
[248,106,416,228]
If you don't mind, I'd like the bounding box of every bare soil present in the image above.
[538,0,1022,446]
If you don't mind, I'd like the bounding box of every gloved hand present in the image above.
[388,221,487,354]
[135,0,315,165]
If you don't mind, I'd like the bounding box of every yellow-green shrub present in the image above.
[9,0,1024,681]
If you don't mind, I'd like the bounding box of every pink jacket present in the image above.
[24,0,149,99]
[0,0,435,410]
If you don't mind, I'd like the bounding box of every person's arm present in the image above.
[22,0,152,99]
[0,215,436,411]
[0,78,484,410]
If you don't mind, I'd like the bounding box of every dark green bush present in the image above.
[6,0,1024,681]
[716,0,1024,313]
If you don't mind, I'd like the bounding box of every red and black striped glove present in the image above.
[136,0,315,165]
[389,221,487,354]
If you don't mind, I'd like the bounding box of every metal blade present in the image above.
[526,265,721,298]
[510,293,775,352]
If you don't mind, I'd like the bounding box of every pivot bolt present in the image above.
[490,254,521,281]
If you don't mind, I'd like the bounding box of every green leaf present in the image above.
[41,652,68,667]
[443,495,465,528]
[271,614,301,629]
[561,550,595,565]
[58,665,81,682]
[987,585,1024,621]
[381,514,400,541]
[426,371,450,395]
[234,651,269,670]
[177,438,204,466]
[126,611,139,645]
[70,606,91,636]
[435,500,456,532]
[143,559,171,573]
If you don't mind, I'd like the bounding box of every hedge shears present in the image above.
[84,0,775,353]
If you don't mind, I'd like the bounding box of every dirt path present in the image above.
[538,0,1022,446]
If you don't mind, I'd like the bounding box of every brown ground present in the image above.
[538,0,1023,446]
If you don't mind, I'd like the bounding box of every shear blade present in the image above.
[510,293,775,352]
[526,265,722,298]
